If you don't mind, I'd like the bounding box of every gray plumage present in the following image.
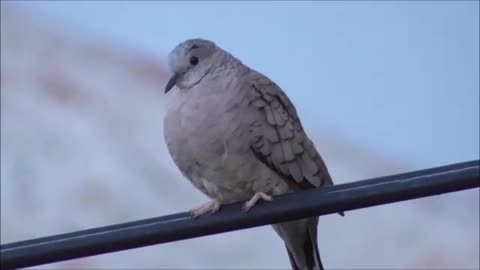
[163,38,338,270]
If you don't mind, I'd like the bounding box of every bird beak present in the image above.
[165,73,179,93]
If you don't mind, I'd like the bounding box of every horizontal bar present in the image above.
[1,160,479,269]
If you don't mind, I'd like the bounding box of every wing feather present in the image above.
[247,73,334,189]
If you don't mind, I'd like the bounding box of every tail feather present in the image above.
[272,218,324,270]
[286,246,301,270]
[305,218,323,270]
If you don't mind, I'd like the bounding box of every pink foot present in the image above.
[190,199,222,218]
[243,192,273,212]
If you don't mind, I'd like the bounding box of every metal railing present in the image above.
[1,160,479,270]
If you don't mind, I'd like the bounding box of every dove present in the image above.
[163,38,341,270]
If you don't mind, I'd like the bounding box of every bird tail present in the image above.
[272,218,323,270]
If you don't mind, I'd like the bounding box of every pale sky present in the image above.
[16,1,480,169]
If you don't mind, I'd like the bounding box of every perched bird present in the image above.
[163,38,341,270]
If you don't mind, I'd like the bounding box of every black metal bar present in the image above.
[1,160,479,270]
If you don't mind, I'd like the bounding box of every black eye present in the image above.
[189,56,199,66]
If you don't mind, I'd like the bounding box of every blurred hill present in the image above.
[1,4,478,269]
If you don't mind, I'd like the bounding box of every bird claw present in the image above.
[243,192,273,212]
[190,199,222,218]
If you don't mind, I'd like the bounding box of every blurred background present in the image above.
[1,1,478,269]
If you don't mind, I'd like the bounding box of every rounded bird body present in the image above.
[164,56,290,203]
[163,38,336,270]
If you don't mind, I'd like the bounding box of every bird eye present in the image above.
[189,56,199,66]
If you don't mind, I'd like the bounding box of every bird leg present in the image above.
[190,199,222,218]
[243,192,273,212]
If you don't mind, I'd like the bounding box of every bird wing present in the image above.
[246,72,334,190]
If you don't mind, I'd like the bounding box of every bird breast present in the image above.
[164,84,253,187]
